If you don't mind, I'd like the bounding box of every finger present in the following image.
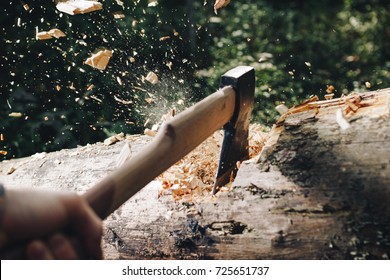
[84,210,103,259]
[26,240,53,260]
[48,234,78,260]
[66,195,103,259]
[77,205,103,259]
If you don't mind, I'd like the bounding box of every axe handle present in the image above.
[83,86,236,219]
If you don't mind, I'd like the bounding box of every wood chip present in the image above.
[104,133,124,146]
[48,28,66,38]
[85,49,113,70]
[166,61,173,70]
[9,112,23,118]
[159,36,171,41]
[145,71,159,85]
[36,31,52,40]
[0,150,7,155]
[116,142,132,167]
[7,166,16,175]
[56,0,103,15]
[144,128,157,137]
[145,98,155,104]
[325,93,334,100]
[113,12,125,19]
[214,0,231,14]
[326,85,335,94]
[114,95,132,105]
[90,95,102,103]
[115,0,124,8]
[345,100,359,113]
[148,1,158,7]
[275,104,289,115]
[36,28,66,40]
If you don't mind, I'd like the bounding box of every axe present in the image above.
[84,66,255,219]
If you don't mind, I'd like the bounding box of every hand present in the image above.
[0,189,102,259]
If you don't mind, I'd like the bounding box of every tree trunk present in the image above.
[0,88,389,259]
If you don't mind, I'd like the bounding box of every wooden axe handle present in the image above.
[83,86,236,219]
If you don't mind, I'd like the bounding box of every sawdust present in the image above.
[157,123,267,202]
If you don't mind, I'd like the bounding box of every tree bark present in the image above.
[0,88,389,259]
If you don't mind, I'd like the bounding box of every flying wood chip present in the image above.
[36,28,66,40]
[145,71,159,84]
[214,0,231,14]
[85,49,113,70]
[113,12,125,19]
[56,0,103,15]
[9,112,23,118]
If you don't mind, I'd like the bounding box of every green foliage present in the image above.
[199,0,390,125]
[1,0,389,160]
[0,0,194,158]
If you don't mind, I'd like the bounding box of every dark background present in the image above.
[1,0,389,159]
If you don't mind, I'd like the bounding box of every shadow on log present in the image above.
[0,88,389,259]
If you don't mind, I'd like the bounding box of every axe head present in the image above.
[213,66,255,194]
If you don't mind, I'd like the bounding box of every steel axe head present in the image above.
[213,66,255,194]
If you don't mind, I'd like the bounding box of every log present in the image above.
[0,88,389,259]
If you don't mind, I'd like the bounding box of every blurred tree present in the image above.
[0,0,198,158]
[197,0,389,124]
[1,0,389,160]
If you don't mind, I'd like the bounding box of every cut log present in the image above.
[0,88,389,259]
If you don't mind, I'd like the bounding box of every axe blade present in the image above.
[213,66,255,194]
